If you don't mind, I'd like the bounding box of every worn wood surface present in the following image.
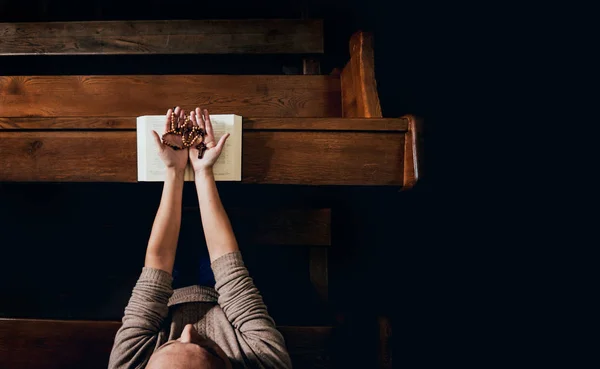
[309,247,329,303]
[0,117,408,131]
[402,114,422,190]
[0,319,332,369]
[341,32,382,118]
[0,130,405,184]
[227,208,331,246]
[0,19,324,55]
[0,75,341,117]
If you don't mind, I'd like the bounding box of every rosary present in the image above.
[161,109,208,159]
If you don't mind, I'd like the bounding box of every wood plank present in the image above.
[0,19,324,55]
[0,130,405,184]
[228,208,331,246]
[279,326,332,369]
[341,60,357,117]
[341,32,382,118]
[0,319,331,369]
[0,75,341,118]
[303,58,321,75]
[0,117,409,131]
[309,247,329,302]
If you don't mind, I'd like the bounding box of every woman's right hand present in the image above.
[188,108,230,174]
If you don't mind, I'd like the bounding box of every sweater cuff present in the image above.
[211,251,245,281]
[140,267,173,286]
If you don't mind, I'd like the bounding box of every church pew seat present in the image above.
[0,117,410,185]
[0,319,332,369]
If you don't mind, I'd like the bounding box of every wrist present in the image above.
[166,167,185,181]
[194,167,214,181]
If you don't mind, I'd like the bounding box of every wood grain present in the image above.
[0,19,324,55]
[0,75,341,118]
[0,130,406,185]
[0,132,136,181]
[0,117,408,131]
[402,114,422,190]
[243,131,404,185]
[228,208,331,246]
[0,319,332,369]
[341,32,382,118]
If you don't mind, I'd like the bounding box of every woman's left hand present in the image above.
[151,107,189,172]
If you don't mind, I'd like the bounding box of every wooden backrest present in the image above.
[0,75,341,118]
[0,319,332,369]
[0,19,323,55]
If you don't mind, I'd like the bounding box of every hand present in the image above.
[151,107,189,172]
[189,108,230,174]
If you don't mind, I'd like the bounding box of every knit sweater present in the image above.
[108,251,292,369]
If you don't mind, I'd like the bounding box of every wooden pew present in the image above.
[0,22,420,188]
[0,20,413,369]
[0,319,332,369]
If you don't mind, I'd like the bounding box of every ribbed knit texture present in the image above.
[108,251,292,369]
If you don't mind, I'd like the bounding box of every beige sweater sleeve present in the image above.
[212,252,292,369]
[107,267,173,369]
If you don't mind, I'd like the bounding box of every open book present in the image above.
[137,114,242,181]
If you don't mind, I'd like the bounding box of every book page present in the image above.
[209,115,242,181]
[136,114,242,182]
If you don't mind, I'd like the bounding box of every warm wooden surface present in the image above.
[0,319,332,369]
[0,129,406,184]
[0,75,341,117]
[0,19,324,55]
[242,130,404,185]
[228,208,331,246]
[402,114,422,190]
[0,117,408,131]
[341,32,382,118]
[0,131,137,181]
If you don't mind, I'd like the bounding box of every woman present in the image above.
[108,107,292,369]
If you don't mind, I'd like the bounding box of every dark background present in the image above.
[0,0,462,366]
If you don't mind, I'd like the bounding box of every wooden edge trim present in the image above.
[341,31,382,118]
[402,114,422,190]
[351,31,382,118]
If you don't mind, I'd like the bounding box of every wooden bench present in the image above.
[0,20,420,187]
[0,319,332,369]
[0,19,404,368]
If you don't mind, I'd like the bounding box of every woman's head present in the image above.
[146,324,231,369]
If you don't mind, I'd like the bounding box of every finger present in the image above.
[152,130,163,151]
[190,110,199,128]
[178,109,185,130]
[196,107,205,132]
[215,133,230,152]
[164,108,173,132]
[204,109,214,139]
[172,106,180,129]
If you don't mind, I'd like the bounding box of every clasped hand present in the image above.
[152,107,230,173]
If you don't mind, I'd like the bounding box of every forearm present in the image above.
[145,168,185,274]
[195,168,239,262]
